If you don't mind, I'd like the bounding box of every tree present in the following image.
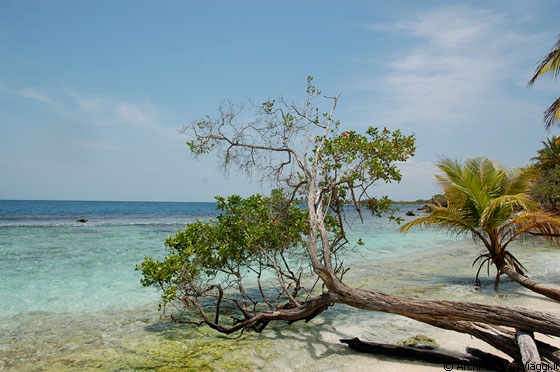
[140,77,416,329]
[531,136,560,212]
[533,136,560,171]
[528,35,560,129]
[138,191,330,333]
[140,78,560,368]
[400,157,560,301]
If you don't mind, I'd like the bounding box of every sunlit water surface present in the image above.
[1,200,559,371]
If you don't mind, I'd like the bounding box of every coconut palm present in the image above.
[400,157,560,301]
[532,136,560,171]
[528,35,560,129]
[530,136,560,212]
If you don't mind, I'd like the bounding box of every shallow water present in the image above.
[1,201,559,371]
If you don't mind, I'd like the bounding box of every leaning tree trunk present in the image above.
[496,261,560,302]
[328,283,560,336]
[326,282,560,367]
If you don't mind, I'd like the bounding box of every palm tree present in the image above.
[532,136,560,170]
[530,136,560,212]
[528,35,560,129]
[400,157,560,301]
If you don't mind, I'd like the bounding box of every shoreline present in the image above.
[3,285,560,371]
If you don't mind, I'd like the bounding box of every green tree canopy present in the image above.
[531,136,560,212]
[138,191,322,332]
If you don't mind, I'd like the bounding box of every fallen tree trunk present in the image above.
[467,347,520,372]
[329,285,560,337]
[340,337,522,372]
[190,284,560,366]
[498,263,560,302]
[193,288,560,338]
[340,337,486,367]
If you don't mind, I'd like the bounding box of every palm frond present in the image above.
[404,156,560,255]
[528,36,560,86]
[504,166,538,196]
[544,96,560,130]
[399,206,489,246]
[504,251,528,276]
[472,253,492,283]
[532,136,560,167]
[499,210,560,250]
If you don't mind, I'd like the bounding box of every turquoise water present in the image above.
[0,200,217,316]
[1,200,559,371]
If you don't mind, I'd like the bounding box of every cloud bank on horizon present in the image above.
[0,1,558,201]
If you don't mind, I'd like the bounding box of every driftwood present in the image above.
[340,337,481,365]
[516,329,541,369]
[341,332,560,372]
[188,285,560,367]
[466,347,520,372]
[340,337,519,371]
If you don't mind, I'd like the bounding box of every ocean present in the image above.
[1,200,559,371]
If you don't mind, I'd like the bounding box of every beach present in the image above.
[3,287,559,371]
[1,200,559,371]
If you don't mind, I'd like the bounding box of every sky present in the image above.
[1,0,559,202]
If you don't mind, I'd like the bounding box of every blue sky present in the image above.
[1,0,559,202]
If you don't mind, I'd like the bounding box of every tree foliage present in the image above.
[139,77,416,332]
[138,191,323,332]
[400,157,560,299]
[531,136,560,213]
[185,77,415,219]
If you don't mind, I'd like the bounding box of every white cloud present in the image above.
[358,5,546,132]
[115,101,165,133]
[406,7,501,48]
[399,158,438,184]
[19,88,61,107]
[347,3,556,199]
[75,96,107,113]
[71,93,179,140]
[369,158,440,200]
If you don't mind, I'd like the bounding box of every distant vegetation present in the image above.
[390,199,431,205]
